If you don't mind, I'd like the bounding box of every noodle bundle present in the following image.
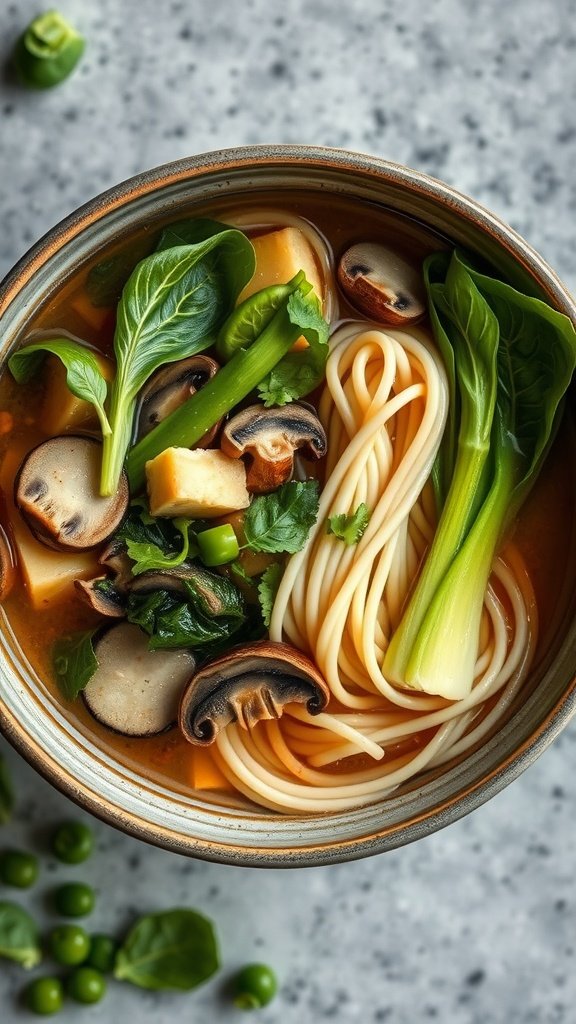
[214,324,537,812]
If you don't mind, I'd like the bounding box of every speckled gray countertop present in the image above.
[0,1,575,1022]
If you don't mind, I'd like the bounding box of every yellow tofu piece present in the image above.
[42,353,113,435]
[146,447,250,519]
[187,747,232,791]
[0,446,98,610]
[237,227,323,305]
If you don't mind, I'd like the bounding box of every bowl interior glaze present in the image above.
[1,146,575,866]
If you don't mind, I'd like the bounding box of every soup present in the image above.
[1,192,575,814]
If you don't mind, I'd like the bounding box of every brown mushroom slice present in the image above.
[179,641,329,746]
[98,539,134,591]
[338,243,426,325]
[15,436,129,552]
[136,355,220,445]
[221,403,327,494]
[0,524,16,601]
[83,622,196,737]
[74,578,126,618]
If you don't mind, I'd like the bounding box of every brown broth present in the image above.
[1,191,575,807]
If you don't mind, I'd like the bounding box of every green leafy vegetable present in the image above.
[327,503,371,546]
[243,481,320,554]
[113,502,198,575]
[8,337,111,437]
[0,753,14,825]
[257,563,284,627]
[0,902,42,969]
[12,11,84,90]
[126,566,246,652]
[53,632,99,701]
[216,278,301,362]
[114,908,219,991]
[384,250,576,700]
[100,229,255,495]
[125,519,196,575]
[156,218,234,252]
[257,288,330,405]
[126,279,329,492]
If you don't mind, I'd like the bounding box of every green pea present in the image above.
[12,11,85,90]
[0,849,38,888]
[87,933,118,973]
[233,962,278,1010]
[197,523,240,566]
[51,821,93,864]
[66,966,107,1005]
[54,882,95,918]
[23,976,63,1015]
[48,923,90,966]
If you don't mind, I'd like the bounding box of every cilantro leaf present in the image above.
[244,481,320,554]
[257,563,284,627]
[257,290,329,406]
[327,503,371,545]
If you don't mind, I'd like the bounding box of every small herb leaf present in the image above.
[244,481,320,554]
[258,563,284,626]
[53,631,99,701]
[0,902,42,969]
[114,908,220,991]
[327,503,371,545]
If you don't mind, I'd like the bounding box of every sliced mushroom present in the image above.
[338,243,425,325]
[83,622,196,736]
[74,578,126,618]
[0,524,16,601]
[179,640,329,746]
[220,403,327,493]
[129,563,234,617]
[98,539,134,591]
[136,355,221,445]
[15,436,129,552]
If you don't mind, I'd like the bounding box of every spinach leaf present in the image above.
[125,519,197,575]
[114,908,219,991]
[53,631,99,701]
[86,246,149,308]
[156,218,234,251]
[100,228,255,495]
[0,752,14,825]
[327,503,371,545]
[0,902,42,969]
[114,502,198,575]
[126,566,246,652]
[243,480,320,554]
[8,337,111,437]
[257,563,284,627]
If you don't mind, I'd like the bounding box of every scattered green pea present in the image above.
[0,848,38,888]
[54,882,95,918]
[87,933,118,973]
[12,11,85,90]
[48,923,90,966]
[23,976,64,1016]
[51,821,93,864]
[66,966,107,1005]
[232,962,278,1010]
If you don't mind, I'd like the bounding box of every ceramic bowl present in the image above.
[1,146,575,866]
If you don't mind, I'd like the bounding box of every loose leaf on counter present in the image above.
[257,563,284,627]
[114,908,220,991]
[53,631,99,701]
[327,503,371,546]
[0,752,14,825]
[0,902,42,969]
[243,480,320,554]
[8,337,111,437]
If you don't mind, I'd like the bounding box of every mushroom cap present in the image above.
[221,403,327,494]
[136,355,220,445]
[0,524,16,601]
[179,640,330,745]
[15,436,129,552]
[337,243,426,325]
[74,577,126,618]
[83,622,196,737]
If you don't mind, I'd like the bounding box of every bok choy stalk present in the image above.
[125,274,329,492]
[384,251,576,700]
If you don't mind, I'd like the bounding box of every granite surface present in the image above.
[0,0,575,1021]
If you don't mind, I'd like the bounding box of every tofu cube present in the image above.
[146,447,250,519]
[237,227,323,305]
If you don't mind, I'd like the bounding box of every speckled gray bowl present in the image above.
[0,146,575,866]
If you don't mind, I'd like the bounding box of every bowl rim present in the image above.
[1,144,575,867]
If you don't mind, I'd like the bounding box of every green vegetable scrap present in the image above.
[243,480,320,554]
[232,962,278,1011]
[327,503,371,545]
[257,563,284,627]
[384,250,576,700]
[13,11,84,89]
[0,900,42,969]
[113,908,219,991]
[0,849,39,889]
